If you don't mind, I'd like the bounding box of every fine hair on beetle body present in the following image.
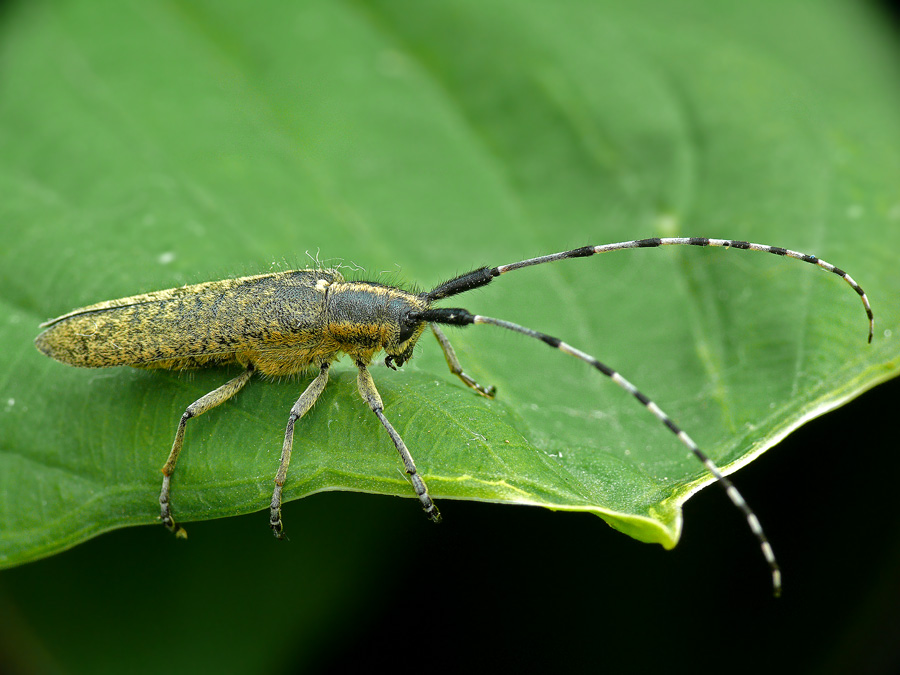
[34,237,874,597]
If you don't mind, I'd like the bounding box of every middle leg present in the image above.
[270,362,331,538]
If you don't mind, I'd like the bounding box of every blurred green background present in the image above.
[1,0,899,672]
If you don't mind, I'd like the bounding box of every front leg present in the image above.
[355,361,441,523]
[270,363,330,538]
[431,324,496,398]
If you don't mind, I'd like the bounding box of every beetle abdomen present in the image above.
[35,269,342,370]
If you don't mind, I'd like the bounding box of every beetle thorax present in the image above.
[325,282,429,363]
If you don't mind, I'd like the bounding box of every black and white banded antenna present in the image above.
[412,237,875,597]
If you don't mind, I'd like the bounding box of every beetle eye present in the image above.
[398,318,416,344]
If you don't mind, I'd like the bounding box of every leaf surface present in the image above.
[1,0,899,569]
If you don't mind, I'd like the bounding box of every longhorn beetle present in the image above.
[35,237,874,596]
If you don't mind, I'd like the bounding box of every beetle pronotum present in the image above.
[34,237,874,596]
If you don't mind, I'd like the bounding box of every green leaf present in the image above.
[1,0,899,572]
